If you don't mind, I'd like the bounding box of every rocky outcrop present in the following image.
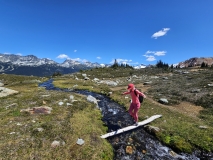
[178,57,213,68]
[20,106,52,114]
[0,87,19,97]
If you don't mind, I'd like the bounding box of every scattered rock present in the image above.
[108,92,112,95]
[128,138,133,144]
[70,95,74,100]
[170,151,178,157]
[144,125,160,134]
[162,77,169,80]
[87,95,98,108]
[58,102,64,106]
[0,87,19,97]
[5,103,18,109]
[208,84,213,87]
[67,103,72,106]
[126,146,133,154]
[132,75,138,78]
[0,82,4,87]
[76,138,85,145]
[84,77,90,80]
[183,71,189,74]
[159,98,168,104]
[143,81,152,85]
[98,80,118,86]
[142,150,146,154]
[191,89,201,93]
[199,125,208,129]
[20,106,52,114]
[73,84,78,88]
[93,78,100,82]
[41,95,50,97]
[82,74,87,77]
[37,128,44,132]
[127,77,131,81]
[51,140,60,148]
[150,76,159,79]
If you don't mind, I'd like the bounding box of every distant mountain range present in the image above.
[0,53,213,76]
[0,53,104,76]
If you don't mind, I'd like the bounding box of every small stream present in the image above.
[39,79,212,160]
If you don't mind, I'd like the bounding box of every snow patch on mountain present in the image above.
[0,53,102,68]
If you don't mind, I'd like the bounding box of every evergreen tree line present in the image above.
[156,60,169,68]
[201,62,209,68]
[110,59,213,70]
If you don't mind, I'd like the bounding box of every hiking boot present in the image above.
[134,122,138,126]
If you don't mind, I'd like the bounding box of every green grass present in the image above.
[0,74,113,159]
[1,67,213,157]
[65,67,213,153]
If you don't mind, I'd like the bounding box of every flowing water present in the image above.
[39,79,213,160]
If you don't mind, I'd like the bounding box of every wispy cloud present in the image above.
[151,28,170,39]
[154,51,166,56]
[56,54,70,59]
[74,50,77,52]
[143,55,156,61]
[144,50,167,61]
[96,56,101,59]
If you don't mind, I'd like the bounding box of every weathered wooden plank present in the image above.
[101,115,162,139]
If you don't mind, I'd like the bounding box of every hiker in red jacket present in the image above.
[122,83,146,125]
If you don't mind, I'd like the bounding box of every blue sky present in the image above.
[0,0,213,66]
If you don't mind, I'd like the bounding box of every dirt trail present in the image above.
[146,96,203,118]
[110,84,203,119]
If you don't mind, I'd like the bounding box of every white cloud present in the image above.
[143,55,156,61]
[146,56,156,61]
[56,54,69,59]
[145,50,166,56]
[151,28,170,39]
[144,50,166,61]
[97,56,101,59]
[3,52,11,54]
[146,50,155,54]
[154,51,166,56]
[74,50,77,52]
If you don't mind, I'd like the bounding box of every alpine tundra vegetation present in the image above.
[0,66,213,159]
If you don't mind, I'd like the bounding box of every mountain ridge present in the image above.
[178,57,213,68]
[1,53,213,76]
[0,53,103,76]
